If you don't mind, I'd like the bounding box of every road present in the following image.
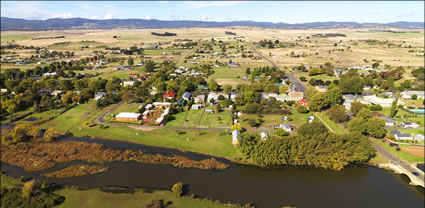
[248,42,307,93]
[370,139,425,185]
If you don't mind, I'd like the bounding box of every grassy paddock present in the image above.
[375,139,424,163]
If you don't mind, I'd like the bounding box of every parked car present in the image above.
[412,172,419,176]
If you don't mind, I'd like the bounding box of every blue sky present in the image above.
[1,1,424,23]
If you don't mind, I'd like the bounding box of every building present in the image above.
[155,116,164,125]
[163,91,176,100]
[380,117,396,127]
[401,91,425,99]
[333,68,342,77]
[42,72,56,77]
[205,109,214,114]
[182,92,192,101]
[192,104,203,110]
[399,122,420,129]
[95,92,106,101]
[51,90,63,96]
[260,132,269,140]
[207,92,229,104]
[153,102,171,108]
[390,130,413,141]
[115,112,142,122]
[194,94,205,104]
[362,95,402,107]
[122,81,134,86]
[232,130,240,145]
[287,91,304,101]
[415,134,424,141]
[278,124,292,132]
[308,115,315,123]
[145,104,153,110]
[299,98,308,106]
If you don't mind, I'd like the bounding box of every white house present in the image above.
[260,132,269,140]
[145,104,153,110]
[115,112,142,122]
[95,92,106,101]
[42,72,56,77]
[395,132,413,141]
[380,117,396,127]
[399,122,420,129]
[192,104,203,110]
[207,92,229,104]
[232,130,240,145]
[122,81,134,86]
[194,94,205,104]
[278,124,292,132]
[401,91,425,99]
[287,91,304,101]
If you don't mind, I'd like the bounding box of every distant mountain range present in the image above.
[1,17,424,31]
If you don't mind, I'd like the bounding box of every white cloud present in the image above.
[182,1,247,9]
[52,12,77,19]
[90,16,100,20]
[103,13,113,20]
[201,15,208,21]
[145,16,152,20]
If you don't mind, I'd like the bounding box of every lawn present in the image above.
[70,125,241,159]
[374,139,424,163]
[200,108,232,128]
[104,103,141,120]
[182,109,204,127]
[56,188,230,208]
[316,112,347,134]
[16,107,69,124]
[239,109,310,130]
[165,111,187,127]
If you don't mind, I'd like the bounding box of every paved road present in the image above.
[370,139,425,183]
[248,43,306,93]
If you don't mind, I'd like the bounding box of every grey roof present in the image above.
[398,133,412,138]
[182,92,191,98]
[381,117,395,123]
[281,124,291,128]
[390,130,401,135]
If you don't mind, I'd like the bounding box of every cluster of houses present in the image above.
[389,130,424,142]
[115,102,171,125]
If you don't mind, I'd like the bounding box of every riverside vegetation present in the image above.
[238,122,376,171]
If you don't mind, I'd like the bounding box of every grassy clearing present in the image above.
[182,109,204,127]
[239,110,310,130]
[368,151,390,165]
[56,188,230,208]
[0,173,22,189]
[375,139,424,163]
[200,108,232,128]
[316,112,346,134]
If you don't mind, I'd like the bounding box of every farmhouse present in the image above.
[278,124,292,132]
[115,112,142,122]
[380,117,396,127]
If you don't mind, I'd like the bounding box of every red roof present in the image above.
[299,98,308,106]
[163,91,176,98]
[129,73,138,76]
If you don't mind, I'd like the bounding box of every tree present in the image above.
[299,76,307,82]
[350,101,367,115]
[231,123,242,131]
[21,180,35,199]
[325,87,343,106]
[369,105,383,111]
[297,122,328,138]
[276,128,289,137]
[245,67,251,75]
[339,76,362,94]
[28,125,41,139]
[279,85,289,94]
[215,103,221,113]
[119,59,124,66]
[348,118,367,134]
[326,105,348,123]
[411,94,418,100]
[390,97,398,117]
[44,128,59,142]
[248,119,259,128]
[296,105,309,114]
[223,84,232,95]
[356,107,371,119]
[372,62,379,68]
[208,80,219,91]
[145,60,156,72]
[172,182,183,197]
[367,118,386,138]
[128,57,134,66]
[400,80,411,89]
[308,93,328,112]
[62,91,74,105]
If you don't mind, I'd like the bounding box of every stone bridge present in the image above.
[379,162,425,188]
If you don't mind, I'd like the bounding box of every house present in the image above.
[299,98,308,106]
[363,86,372,90]
[207,92,229,104]
[333,68,342,77]
[51,90,63,96]
[142,110,150,116]
[0,89,7,94]
[230,92,239,101]
[287,91,304,101]
[155,116,165,125]
[395,132,413,141]
[182,92,192,101]
[205,109,214,114]
[401,91,425,99]
[115,112,142,122]
[194,94,205,104]
[153,102,171,108]
[228,62,238,67]
[145,104,153,110]
[192,104,203,110]
[42,72,56,77]
[260,132,269,140]
[163,91,176,100]
[129,73,138,79]
[380,117,396,127]
[122,81,134,86]
[308,115,315,123]
[362,95,403,107]
[278,124,292,132]
[415,134,424,141]
[232,130,240,145]
[95,92,106,101]
[399,122,420,128]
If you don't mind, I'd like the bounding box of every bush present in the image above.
[296,105,309,114]
[369,105,383,111]
[172,182,183,197]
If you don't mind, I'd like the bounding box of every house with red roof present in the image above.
[129,73,138,79]
[138,74,148,81]
[299,98,308,106]
[163,91,176,101]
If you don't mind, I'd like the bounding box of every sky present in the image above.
[1,1,424,23]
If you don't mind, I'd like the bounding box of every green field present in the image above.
[56,188,230,208]
[239,110,310,130]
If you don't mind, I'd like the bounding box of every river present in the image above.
[1,136,424,208]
